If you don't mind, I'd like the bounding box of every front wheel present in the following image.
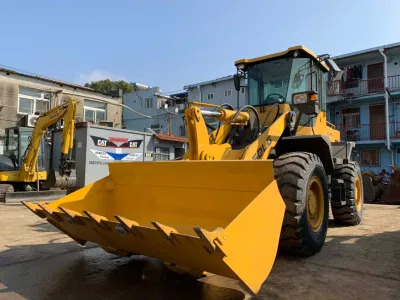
[274,152,329,256]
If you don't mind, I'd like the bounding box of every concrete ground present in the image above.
[0,203,399,300]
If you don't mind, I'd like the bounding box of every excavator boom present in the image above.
[19,99,76,181]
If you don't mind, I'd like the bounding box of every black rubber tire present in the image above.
[331,162,363,225]
[274,152,329,256]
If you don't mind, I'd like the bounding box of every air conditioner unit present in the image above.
[25,114,39,127]
[176,103,186,112]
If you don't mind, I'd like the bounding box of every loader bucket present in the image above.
[23,160,285,294]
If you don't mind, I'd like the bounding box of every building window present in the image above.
[360,148,380,167]
[207,93,214,100]
[180,125,186,136]
[145,98,153,109]
[342,107,360,126]
[224,89,232,97]
[273,80,289,88]
[150,124,160,133]
[342,107,361,140]
[154,147,170,161]
[84,99,107,122]
[241,87,245,94]
[18,87,50,115]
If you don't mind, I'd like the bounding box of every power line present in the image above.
[119,103,152,118]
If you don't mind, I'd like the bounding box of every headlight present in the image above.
[293,93,308,104]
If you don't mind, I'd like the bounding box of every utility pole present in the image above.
[168,111,173,136]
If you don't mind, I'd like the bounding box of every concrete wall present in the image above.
[327,97,400,127]
[0,70,122,134]
[186,77,247,108]
[123,87,185,136]
[327,96,400,173]
[334,54,400,80]
[353,144,394,173]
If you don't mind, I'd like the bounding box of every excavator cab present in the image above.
[2,127,47,171]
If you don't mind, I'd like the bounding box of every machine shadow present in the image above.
[0,241,245,300]
[28,221,60,233]
[263,226,400,299]
[1,216,399,300]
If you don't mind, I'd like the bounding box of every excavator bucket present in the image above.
[23,160,285,294]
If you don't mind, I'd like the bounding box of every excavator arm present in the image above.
[18,99,76,182]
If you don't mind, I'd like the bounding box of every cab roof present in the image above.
[235,45,330,72]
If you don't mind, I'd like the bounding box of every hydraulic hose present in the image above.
[260,103,280,132]
[228,105,260,144]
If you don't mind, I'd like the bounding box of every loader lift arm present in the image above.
[184,101,292,161]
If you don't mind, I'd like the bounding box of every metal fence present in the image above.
[327,75,400,99]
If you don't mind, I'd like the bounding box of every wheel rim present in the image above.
[306,176,324,232]
[355,176,362,211]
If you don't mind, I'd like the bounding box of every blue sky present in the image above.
[1,0,399,93]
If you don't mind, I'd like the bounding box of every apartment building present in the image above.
[327,42,400,173]
[184,75,247,108]
[122,86,187,136]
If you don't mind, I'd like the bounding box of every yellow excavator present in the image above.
[0,99,76,201]
[23,46,363,294]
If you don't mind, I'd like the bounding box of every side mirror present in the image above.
[325,58,341,73]
[234,74,240,91]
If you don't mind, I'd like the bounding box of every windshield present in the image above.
[248,57,311,106]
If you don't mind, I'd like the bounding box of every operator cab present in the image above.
[235,46,336,122]
[0,127,47,171]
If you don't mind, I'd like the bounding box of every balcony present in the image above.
[327,75,400,99]
[334,122,400,142]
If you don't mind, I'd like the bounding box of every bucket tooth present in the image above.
[193,227,226,255]
[59,207,84,224]
[83,211,109,230]
[151,221,178,243]
[37,203,62,222]
[47,218,87,246]
[22,201,46,218]
[114,215,142,237]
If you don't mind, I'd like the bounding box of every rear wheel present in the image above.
[274,152,329,256]
[331,162,363,225]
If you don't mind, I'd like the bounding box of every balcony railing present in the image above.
[327,75,400,99]
[334,122,400,141]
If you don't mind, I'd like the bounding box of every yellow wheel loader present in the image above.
[23,46,363,294]
[0,99,76,201]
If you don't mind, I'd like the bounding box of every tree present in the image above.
[84,79,135,95]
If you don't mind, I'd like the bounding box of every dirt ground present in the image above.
[0,203,399,300]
